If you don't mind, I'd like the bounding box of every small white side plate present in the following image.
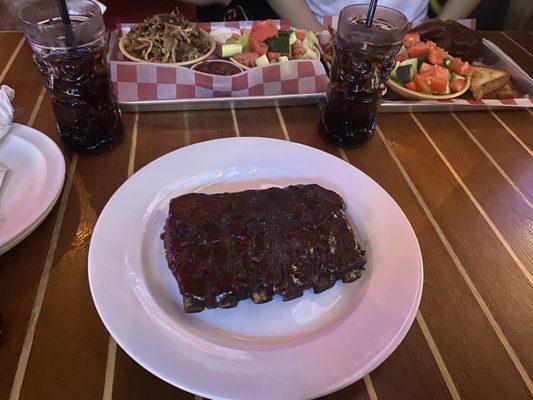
[89,137,423,400]
[0,123,65,255]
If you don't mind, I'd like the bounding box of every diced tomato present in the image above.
[450,79,466,93]
[404,33,420,41]
[403,40,419,49]
[241,28,251,36]
[419,62,433,76]
[430,75,448,94]
[414,74,431,94]
[428,47,448,65]
[405,81,417,91]
[433,64,450,81]
[291,39,307,57]
[448,57,463,72]
[448,57,474,76]
[463,63,475,76]
[426,40,437,50]
[395,52,405,62]
[419,62,449,81]
[231,33,241,40]
[403,33,420,48]
[249,35,268,55]
[267,52,281,61]
[233,52,260,68]
[295,28,308,41]
[407,42,430,58]
[251,19,278,41]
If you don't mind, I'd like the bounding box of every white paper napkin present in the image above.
[0,85,15,142]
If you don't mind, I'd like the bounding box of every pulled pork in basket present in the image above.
[123,13,211,63]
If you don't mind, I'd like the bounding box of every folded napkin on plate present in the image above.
[0,85,15,142]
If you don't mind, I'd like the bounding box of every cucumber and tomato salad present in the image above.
[391,33,474,95]
[221,20,319,68]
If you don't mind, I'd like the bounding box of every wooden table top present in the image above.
[0,30,532,400]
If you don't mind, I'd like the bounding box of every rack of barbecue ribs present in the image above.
[162,184,366,313]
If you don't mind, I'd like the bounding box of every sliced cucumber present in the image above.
[278,29,294,38]
[255,54,269,66]
[396,65,413,84]
[395,58,418,84]
[265,36,290,54]
[450,72,465,81]
[391,62,399,81]
[221,44,243,58]
[399,45,408,59]
[289,31,297,45]
[399,57,418,69]
[416,54,427,65]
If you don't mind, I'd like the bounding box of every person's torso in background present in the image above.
[102,0,197,29]
[305,0,429,25]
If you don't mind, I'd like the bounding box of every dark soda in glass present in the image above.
[19,0,123,153]
[319,5,408,147]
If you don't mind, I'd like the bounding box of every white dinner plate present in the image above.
[89,137,423,400]
[0,123,65,255]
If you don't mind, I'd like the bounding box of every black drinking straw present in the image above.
[365,0,378,27]
[56,0,76,46]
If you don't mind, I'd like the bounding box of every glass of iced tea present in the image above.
[319,5,408,147]
[19,0,123,153]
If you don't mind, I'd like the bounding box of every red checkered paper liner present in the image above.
[109,20,328,102]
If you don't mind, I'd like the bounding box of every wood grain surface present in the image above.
[0,31,531,400]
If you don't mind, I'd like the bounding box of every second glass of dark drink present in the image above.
[319,5,408,147]
[19,0,123,153]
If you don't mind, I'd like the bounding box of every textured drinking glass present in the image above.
[319,5,408,147]
[19,0,123,153]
